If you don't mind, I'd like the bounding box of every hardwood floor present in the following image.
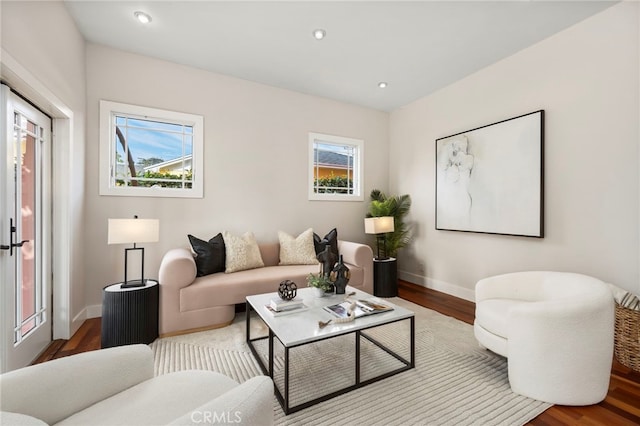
[35,280,640,425]
[399,281,640,426]
[33,316,101,364]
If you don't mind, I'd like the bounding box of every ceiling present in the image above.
[64,1,616,112]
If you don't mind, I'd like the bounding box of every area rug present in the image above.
[150,298,551,425]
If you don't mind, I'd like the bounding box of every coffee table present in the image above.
[246,286,415,414]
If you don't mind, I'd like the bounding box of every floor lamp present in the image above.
[364,216,395,260]
[108,216,159,288]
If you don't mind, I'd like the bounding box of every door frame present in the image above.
[1,49,76,342]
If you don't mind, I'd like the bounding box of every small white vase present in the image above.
[313,287,325,298]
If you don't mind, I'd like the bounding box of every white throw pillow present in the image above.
[278,228,319,266]
[222,231,265,273]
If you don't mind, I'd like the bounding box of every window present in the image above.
[308,132,363,201]
[99,101,204,198]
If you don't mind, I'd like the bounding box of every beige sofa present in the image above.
[158,240,373,335]
[0,345,273,425]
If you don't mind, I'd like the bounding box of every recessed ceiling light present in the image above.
[134,11,152,24]
[378,82,388,89]
[312,29,326,40]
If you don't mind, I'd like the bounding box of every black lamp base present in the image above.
[122,246,146,289]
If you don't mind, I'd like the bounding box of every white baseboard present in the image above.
[70,310,85,337]
[86,304,102,318]
[70,304,102,336]
[398,270,475,302]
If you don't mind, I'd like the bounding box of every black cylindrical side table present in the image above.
[373,257,398,297]
[101,279,159,348]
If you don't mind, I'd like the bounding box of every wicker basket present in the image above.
[614,303,640,372]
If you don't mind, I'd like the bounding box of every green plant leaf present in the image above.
[367,189,412,258]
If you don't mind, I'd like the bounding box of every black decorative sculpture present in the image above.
[316,246,337,293]
[278,280,297,301]
[330,255,350,294]
[316,246,337,278]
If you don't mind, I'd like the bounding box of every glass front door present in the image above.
[1,84,52,372]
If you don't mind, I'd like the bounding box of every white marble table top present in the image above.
[246,286,414,347]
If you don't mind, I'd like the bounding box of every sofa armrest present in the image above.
[0,412,47,425]
[168,376,274,426]
[475,271,551,303]
[159,248,198,290]
[338,240,374,294]
[0,345,153,425]
[338,240,372,269]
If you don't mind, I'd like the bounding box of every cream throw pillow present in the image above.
[223,231,265,273]
[278,228,319,265]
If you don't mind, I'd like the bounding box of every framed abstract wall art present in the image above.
[435,110,544,238]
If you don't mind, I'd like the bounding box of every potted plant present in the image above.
[367,189,412,258]
[307,273,333,297]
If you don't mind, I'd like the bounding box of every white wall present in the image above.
[1,0,87,337]
[85,44,389,309]
[4,1,634,326]
[390,2,640,299]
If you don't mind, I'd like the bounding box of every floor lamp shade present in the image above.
[364,216,394,260]
[108,218,159,287]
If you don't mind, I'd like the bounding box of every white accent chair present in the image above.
[474,271,615,406]
[0,345,274,425]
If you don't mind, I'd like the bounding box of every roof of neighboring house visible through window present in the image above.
[143,154,193,171]
[314,149,353,169]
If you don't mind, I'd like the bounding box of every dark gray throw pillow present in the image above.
[188,233,226,276]
[313,228,338,259]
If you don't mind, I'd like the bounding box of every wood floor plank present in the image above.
[32,339,65,364]
[57,318,102,358]
[33,279,640,425]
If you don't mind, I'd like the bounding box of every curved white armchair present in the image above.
[474,271,614,406]
[0,345,274,425]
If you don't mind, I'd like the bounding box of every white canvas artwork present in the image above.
[436,110,544,237]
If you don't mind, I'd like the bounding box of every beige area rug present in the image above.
[150,298,551,426]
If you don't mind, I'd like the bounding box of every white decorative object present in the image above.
[318,300,357,328]
[313,287,325,298]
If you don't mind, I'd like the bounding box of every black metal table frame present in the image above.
[246,301,415,415]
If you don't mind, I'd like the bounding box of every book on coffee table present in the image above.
[265,304,308,317]
[356,299,394,313]
[323,299,393,319]
[270,297,304,311]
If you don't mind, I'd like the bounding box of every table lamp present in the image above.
[364,216,395,260]
[108,216,159,288]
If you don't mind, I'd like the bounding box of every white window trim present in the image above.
[308,132,364,201]
[99,100,204,198]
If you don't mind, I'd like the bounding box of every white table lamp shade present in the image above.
[364,216,394,234]
[108,219,159,244]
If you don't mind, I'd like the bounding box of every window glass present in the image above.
[99,101,203,198]
[309,133,363,201]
